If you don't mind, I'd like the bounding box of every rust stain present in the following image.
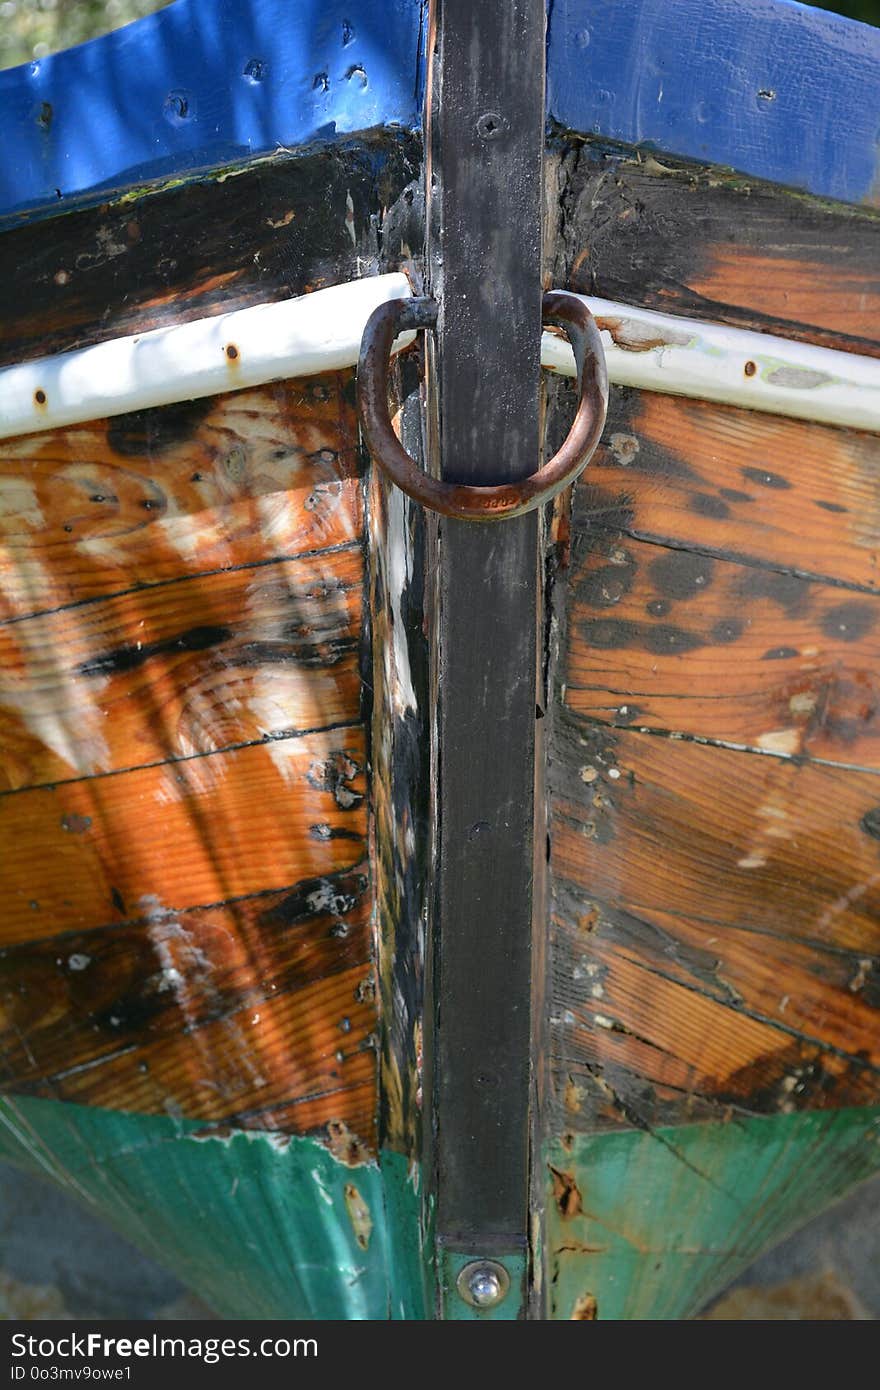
[564,1075,586,1114]
[326,1119,370,1167]
[549,1165,584,1219]
[343,1182,373,1250]
[596,315,691,353]
[570,1292,598,1320]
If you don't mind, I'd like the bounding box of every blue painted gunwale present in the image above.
[0,0,878,225]
[547,0,880,206]
[0,0,426,223]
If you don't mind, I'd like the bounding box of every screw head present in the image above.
[476,111,507,141]
[456,1259,510,1309]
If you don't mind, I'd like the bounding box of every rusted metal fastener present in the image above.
[356,291,608,521]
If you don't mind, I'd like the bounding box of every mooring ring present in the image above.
[356,290,608,521]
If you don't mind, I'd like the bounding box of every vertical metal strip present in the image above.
[423,0,546,1319]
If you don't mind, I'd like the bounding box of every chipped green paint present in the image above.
[545,1107,880,1320]
[0,1094,426,1320]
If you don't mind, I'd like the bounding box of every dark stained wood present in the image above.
[565,532,880,768]
[0,876,374,1134]
[0,377,362,622]
[548,140,880,355]
[546,386,880,1132]
[424,0,544,1281]
[544,145,880,1147]
[572,389,880,594]
[0,136,420,368]
[549,719,880,1131]
[15,965,376,1133]
[0,721,374,1138]
[367,369,431,1160]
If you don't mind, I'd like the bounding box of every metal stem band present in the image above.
[356,291,609,520]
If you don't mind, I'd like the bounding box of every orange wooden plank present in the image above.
[0,378,361,621]
[0,545,363,790]
[575,393,880,592]
[564,534,880,768]
[0,728,367,949]
[548,722,880,1127]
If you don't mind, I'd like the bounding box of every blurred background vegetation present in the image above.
[0,0,877,72]
[0,0,172,71]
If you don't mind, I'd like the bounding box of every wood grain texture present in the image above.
[0,137,420,368]
[550,719,880,1131]
[0,726,366,947]
[0,721,375,1134]
[548,140,880,355]
[0,378,376,1141]
[571,389,880,594]
[0,130,428,1297]
[0,378,362,622]
[544,150,880,1143]
[1,875,370,1091]
[565,531,880,767]
[0,541,362,791]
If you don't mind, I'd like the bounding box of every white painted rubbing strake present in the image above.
[0,274,876,439]
[542,296,880,434]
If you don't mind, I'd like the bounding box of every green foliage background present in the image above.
[0,0,877,73]
[0,1,172,71]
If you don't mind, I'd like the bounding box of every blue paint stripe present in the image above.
[548,0,880,204]
[0,0,424,221]
[0,0,877,222]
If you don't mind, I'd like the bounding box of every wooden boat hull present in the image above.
[0,0,878,1320]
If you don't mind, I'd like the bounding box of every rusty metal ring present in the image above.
[356,291,608,521]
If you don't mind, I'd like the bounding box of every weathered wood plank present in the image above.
[0,727,367,949]
[0,872,370,1088]
[549,718,880,1130]
[0,379,362,622]
[0,138,420,367]
[564,532,880,768]
[367,376,430,1161]
[549,142,880,353]
[570,388,880,594]
[0,544,362,791]
[0,877,374,1135]
[25,965,376,1134]
[541,55,880,1328]
[554,720,880,954]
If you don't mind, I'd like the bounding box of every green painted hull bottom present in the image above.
[3,1096,878,1319]
[0,1094,426,1320]
[545,1107,880,1320]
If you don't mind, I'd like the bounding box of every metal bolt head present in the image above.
[476,111,507,141]
[456,1259,510,1309]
